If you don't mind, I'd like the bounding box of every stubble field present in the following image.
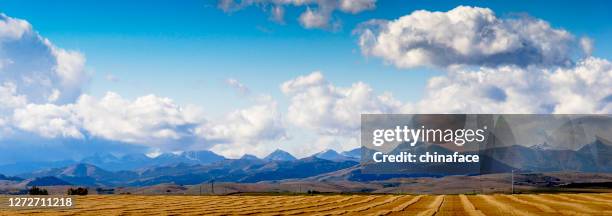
[2,193,612,216]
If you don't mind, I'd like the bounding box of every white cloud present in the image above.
[280,56,611,153]
[549,57,612,113]
[0,14,30,40]
[580,37,594,56]
[199,101,284,142]
[75,92,204,145]
[7,89,289,156]
[0,116,11,136]
[0,14,88,105]
[308,134,359,155]
[0,82,27,110]
[352,6,610,115]
[145,148,163,158]
[47,89,61,102]
[282,71,401,135]
[402,57,612,114]
[299,7,330,29]
[218,0,376,29]
[339,0,376,14]
[356,6,581,68]
[197,100,286,158]
[8,92,205,146]
[280,71,406,153]
[50,45,87,94]
[12,103,83,139]
[225,78,250,95]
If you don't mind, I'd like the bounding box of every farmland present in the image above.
[1,193,611,215]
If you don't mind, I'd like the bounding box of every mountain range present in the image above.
[0,148,360,176]
[0,137,610,188]
[14,156,358,187]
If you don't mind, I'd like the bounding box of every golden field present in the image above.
[1,193,612,216]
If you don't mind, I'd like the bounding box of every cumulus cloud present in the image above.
[402,57,612,114]
[8,90,288,156]
[197,100,286,158]
[12,103,83,139]
[0,82,27,110]
[356,6,585,68]
[218,0,376,29]
[75,92,205,145]
[0,14,30,40]
[351,6,611,114]
[549,57,612,113]
[0,14,88,105]
[8,92,203,146]
[0,13,89,140]
[282,71,401,135]
[0,12,202,145]
[280,56,610,152]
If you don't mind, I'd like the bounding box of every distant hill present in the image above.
[181,151,226,164]
[314,149,359,162]
[314,149,344,161]
[22,163,138,186]
[480,137,612,173]
[22,176,71,186]
[0,174,22,181]
[305,165,445,182]
[264,149,297,161]
[0,160,75,176]
[239,157,358,183]
[81,153,147,171]
[0,150,227,175]
[341,148,361,160]
[82,150,226,171]
[576,137,612,172]
[240,154,261,161]
[530,142,555,151]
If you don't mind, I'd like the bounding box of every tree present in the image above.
[67,187,88,195]
[28,186,48,195]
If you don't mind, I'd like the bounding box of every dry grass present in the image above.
[0,193,611,216]
[459,194,485,216]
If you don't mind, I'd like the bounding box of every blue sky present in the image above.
[0,0,611,161]
[1,0,610,114]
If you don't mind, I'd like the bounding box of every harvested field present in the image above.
[1,194,611,215]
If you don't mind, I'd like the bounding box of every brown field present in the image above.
[1,193,611,216]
